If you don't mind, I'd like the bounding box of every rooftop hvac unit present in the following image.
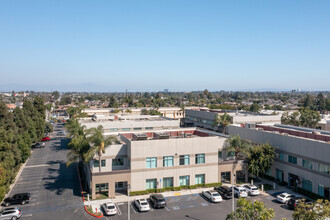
[312,131,321,135]
[132,133,148,141]
[184,133,192,138]
[154,133,170,139]
[272,131,280,134]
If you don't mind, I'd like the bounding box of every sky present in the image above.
[0,0,330,92]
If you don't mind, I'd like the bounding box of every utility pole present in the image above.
[127,184,130,220]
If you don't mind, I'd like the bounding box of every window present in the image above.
[145,127,153,130]
[227,151,235,157]
[319,164,330,175]
[179,175,190,186]
[95,183,109,192]
[146,157,157,168]
[279,153,285,161]
[101,159,106,167]
[109,128,118,131]
[218,151,222,158]
[163,177,173,188]
[288,155,297,164]
[195,174,205,184]
[122,128,130,131]
[112,158,124,166]
[163,156,174,167]
[115,182,124,188]
[302,179,312,192]
[93,160,99,168]
[134,127,142,130]
[318,184,324,197]
[179,155,190,165]
[195,154,205,164]
[302,159,313,170]
[146,179,157,189]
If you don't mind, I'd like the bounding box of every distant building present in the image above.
[164,89,169,93]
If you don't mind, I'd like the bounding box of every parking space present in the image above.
[105,192,293,220]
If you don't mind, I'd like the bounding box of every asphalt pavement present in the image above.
[3,122,88,220]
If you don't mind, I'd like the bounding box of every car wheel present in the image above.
[11,217,17,220]
[21,201,26,205]
[248,192,251,196]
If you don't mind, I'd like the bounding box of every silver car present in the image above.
[0,207,22,220]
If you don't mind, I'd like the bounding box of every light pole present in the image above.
[232,173,236,213]
[127,184,130,220]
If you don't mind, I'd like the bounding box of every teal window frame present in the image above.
[163,156,174,167]
[179,155,190,165]
[146,157,157,168]
[195,174,205,184]
[163,177,173,187]
[288,155,297,164]
[195,154,205,164]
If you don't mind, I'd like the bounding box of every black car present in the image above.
[3,193,31,207]
[149,194,166,208]
[214,186,232,199]
[32,142,45,149]
[287,197,314,210]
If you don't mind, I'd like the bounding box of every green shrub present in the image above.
[173,187,181,191]
[188,185,197,189]
[297,187,325,200]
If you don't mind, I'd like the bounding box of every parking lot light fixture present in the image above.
[127,184,130,220]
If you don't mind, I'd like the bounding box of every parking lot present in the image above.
[99,192,294,220]
[2,122,87,220]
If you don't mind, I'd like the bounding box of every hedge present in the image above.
[297,187,327,201]
[129,182,222,196]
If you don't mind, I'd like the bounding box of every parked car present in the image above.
[61,119,66,123]
[287,197,314,210]
[231,186,248,198]
[40,137,50,142]
[202,190,222,203]
[243,184,260,196]
[134,198,150,212]
[101,202,117,216]
[0,207,22,220]
[3,193,31,207]
[32,143,45,149]
[57,131,67,136]
[149,194,166,208]
[214,186,232,199]
[276,193,297,204]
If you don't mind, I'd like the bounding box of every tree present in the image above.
[316,92,326,113]
[226,198,275,220]
[247,143,276,178]
[52,91,60,100]
[281,108,320,128]
[213,113,232,133]
[33,96,46,119]
[224,135,251,160]
[250,102,261,113]
[84,125,118,172]
[303,94,316,110]
[292,199,330,220]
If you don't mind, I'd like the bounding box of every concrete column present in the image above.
[92,181,96,199]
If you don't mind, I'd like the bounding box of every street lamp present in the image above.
[127,184,130,220]
[232,173,236,213]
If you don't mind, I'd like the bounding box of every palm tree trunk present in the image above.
[99,155,101,172]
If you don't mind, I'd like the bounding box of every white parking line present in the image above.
[165,207,170,211]
[130,202,137,214]
[115,204,122,215]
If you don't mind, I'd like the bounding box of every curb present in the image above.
[1,150,31,205]
[76,164,103,218]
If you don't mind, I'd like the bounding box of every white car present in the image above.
[243,185,260,196]
[202,190,222,203]
[276,193,297,204]
[101,202,117,216]
[134,198,150,212]
[231,186,248,198]
[57,131,67,136]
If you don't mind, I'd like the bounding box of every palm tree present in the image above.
[224,135,251,160]
[213,113,232,133]
[66,135,89,167]
[84,125,118,172]
[223,135,251,186]
[65,118,85,138]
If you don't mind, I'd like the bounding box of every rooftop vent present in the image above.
[154,132,170,139]
[132,133,148,141]
[312,131,321,135]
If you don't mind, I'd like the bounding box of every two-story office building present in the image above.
[227,124,330,199]
[86,128,248,199]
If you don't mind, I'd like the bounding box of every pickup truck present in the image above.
[3,193,31,206]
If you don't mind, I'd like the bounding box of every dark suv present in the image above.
[3,193,31,207]
[149,194,166,208]
[214,186,232,199]
[287,197,314,210]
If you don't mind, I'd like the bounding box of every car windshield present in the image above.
[240,189,246,192]
[279,194,286,198]
[158,199,165,202]
[251,187,258,190]
[108,205,115,209]
[212,193,220,197]
[141,202,148,206]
